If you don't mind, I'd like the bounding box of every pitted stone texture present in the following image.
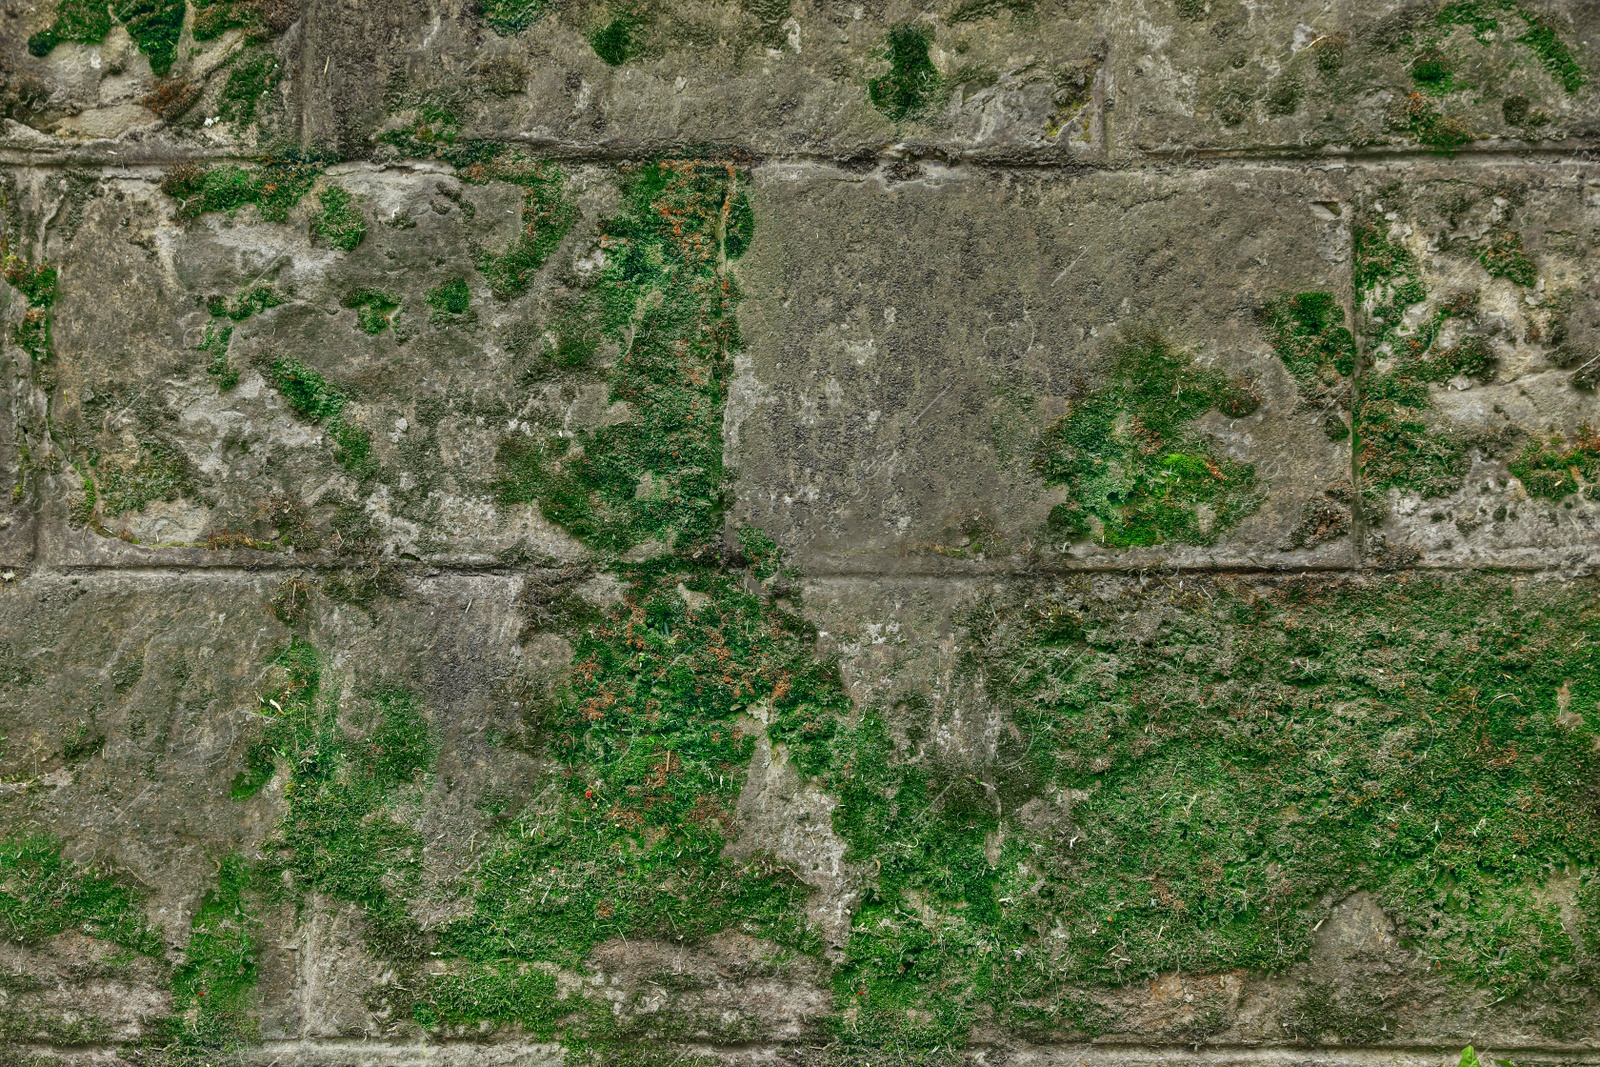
[730,162,1355,572]
[1103,0,1600,158]
[1351,162,1600,568]
[5,164,603,567]
[5,1,1596,163]
[0,569,558,1042]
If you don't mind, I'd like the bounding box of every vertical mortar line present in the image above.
[1342,176,1365,570]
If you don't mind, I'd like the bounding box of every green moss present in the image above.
[493,160,747,554]
[244,643,436,961]
[869,24,941,122]
[160,161,320,222]
[414,962,567,1032]
[1508,427,1600,500]
[1033,333,1260,547]
[1354,216,1426,344]
[1432,1,1585,95]
[217,50,281,127]
[1283,982,1393,1044]
[2,255,58,309]
[269,359,345,421]
[1350,227,1496,501]
[207,284,283,321]
[342,287,401,335]
[268,358,377,478]
[422,560,839,1030]
[0,836,165,956]
[229,740,275,798]
[1261,291,1355,397]
[1515,7,1586,93]
[111,0,185,76]
[425,278,470,319]
[1411,48,1453,91]
[27,0,112,57]
[12,309,51,362]
[192,0,263,40]
[1354,377,1470,499]
[1264,75,1301,116]
[805,573,1600,1052]
[1480,230,1537,286]
[462,155,578,298]
[589,14,645,66]
[477,0,554,34]
[1399,93,1472,150]
[311,186,366,252]
[170,854,259,1052]
[198,322,239,390]
[96,441,198,515]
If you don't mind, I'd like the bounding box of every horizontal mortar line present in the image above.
[1134,140,1600,166]
[0,140,1598,173]
[8,558,1597,581]
[12,1039,1600,1064]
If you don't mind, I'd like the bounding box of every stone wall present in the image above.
[1,1,1599,1065]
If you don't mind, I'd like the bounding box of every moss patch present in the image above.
[589,14,646,66]
[217,50,281,127]
[160,161,321,222]
[1034,333,1260,547]
[1480,230,1537,287]
[95,441,199,516]
[207,284,283,321]
[812,573,1600,1050]
[112,0,186,76]
[494,160,748,555]
[169,854,259,1052]
[0,836,165,956]
[869,24,941,122]
[311,185,367,252]
[421,557,840,1029]
[27,0,113,56]
[477,0,554,35]
[268,358,376,478]
[342,287,401,336]
[461,154,578,298]
[425,278,470,320]
[1261,291,1355,404]
[243,642,436,961]
[1509,427,1600,500]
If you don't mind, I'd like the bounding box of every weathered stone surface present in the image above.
[731,162,1354,570]
[3,0,1600,1063]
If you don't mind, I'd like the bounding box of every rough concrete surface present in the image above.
[1,0,1598,1065]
